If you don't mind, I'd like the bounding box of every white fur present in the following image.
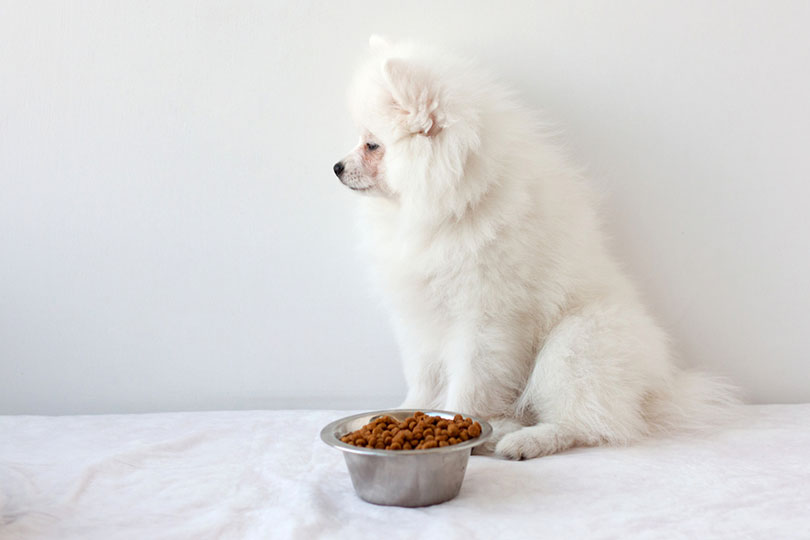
[338,36,739,459]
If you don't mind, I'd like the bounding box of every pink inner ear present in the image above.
[425,120,443,137]
[383,59,444,137]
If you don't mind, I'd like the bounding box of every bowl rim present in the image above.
[320,408,493,456]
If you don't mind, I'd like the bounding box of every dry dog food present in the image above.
[340,411,482,450]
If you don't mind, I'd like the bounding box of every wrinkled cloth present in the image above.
[1,405,808,539]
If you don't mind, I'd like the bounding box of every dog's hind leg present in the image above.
[471,417,525,456]
[495,301,670,459]
[494,423,575,459]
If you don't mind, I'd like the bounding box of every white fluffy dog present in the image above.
[334,36,737,459]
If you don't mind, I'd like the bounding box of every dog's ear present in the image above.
[369,34,392,52]
[382,58,444,137]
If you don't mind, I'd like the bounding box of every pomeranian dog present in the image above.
[333,36,737,459]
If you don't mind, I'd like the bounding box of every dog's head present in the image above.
[332,131,387,194]
[334,36,487,218]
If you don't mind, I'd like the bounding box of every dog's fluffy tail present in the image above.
[645,369,742,434]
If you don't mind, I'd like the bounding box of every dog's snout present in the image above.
[333,161,345,177]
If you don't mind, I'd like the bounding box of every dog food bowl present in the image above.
[320,409,492,507]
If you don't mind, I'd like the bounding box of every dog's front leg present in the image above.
[396,328,444,409]
[440,322,529,419]
[441,329,496,417]
[398,358,442,409]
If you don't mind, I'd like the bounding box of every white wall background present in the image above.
[1,1,808,414]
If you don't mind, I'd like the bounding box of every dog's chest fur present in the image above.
[360,197,569,342]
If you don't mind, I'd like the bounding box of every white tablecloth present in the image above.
[1,405,808,539]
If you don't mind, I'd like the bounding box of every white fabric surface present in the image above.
[1,405,808,540]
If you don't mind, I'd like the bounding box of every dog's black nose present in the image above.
[333,161,345,177]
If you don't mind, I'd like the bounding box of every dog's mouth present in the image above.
[344,182,374,192]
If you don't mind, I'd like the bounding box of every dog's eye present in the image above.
[366,142,379,151]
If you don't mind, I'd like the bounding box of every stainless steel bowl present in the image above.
[320,409,492,507]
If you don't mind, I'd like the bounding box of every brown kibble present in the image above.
[339,412,482,450]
